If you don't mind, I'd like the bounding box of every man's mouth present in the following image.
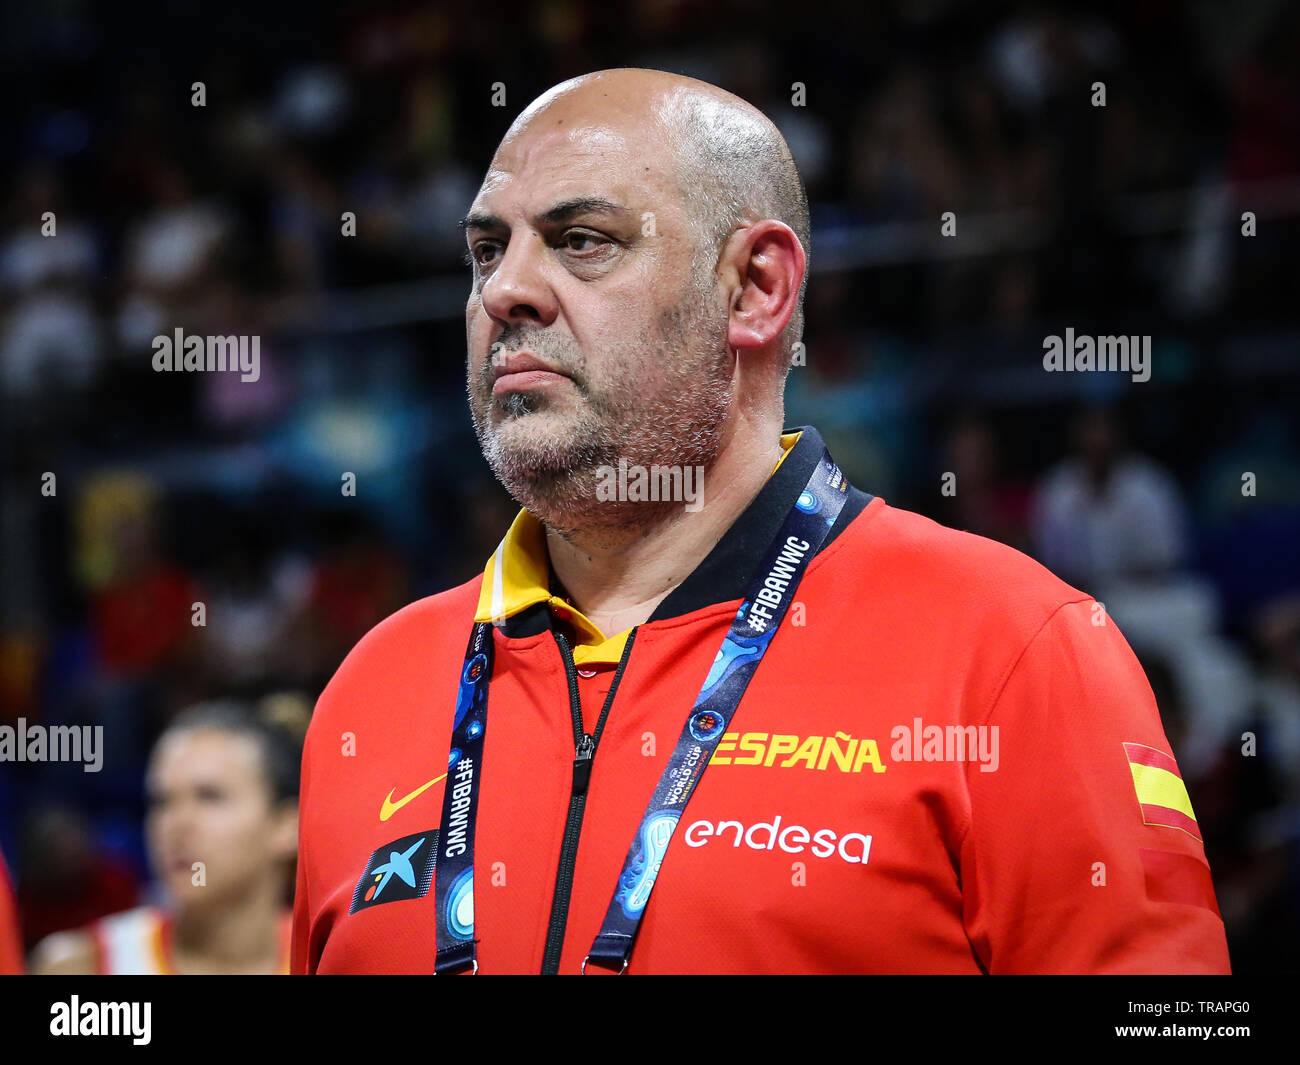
[491,352,571,397]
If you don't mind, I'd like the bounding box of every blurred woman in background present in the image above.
[30,699,302,974]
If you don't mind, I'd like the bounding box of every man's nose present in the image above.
[479,233,558,327]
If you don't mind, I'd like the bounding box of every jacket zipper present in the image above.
[539,627,639,974]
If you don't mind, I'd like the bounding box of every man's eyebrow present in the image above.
[537,197,629,225]
[459,197,630,233]
[460,210,503,233]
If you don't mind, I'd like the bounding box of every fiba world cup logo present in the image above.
[466,654,487,683]
[688,709,726,742]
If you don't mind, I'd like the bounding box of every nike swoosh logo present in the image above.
[379,774,448,822]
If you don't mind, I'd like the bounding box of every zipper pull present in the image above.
[572,733,595,795]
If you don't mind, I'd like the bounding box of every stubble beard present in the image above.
[469,268,733,538]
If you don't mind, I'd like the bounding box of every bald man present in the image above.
[292,69,1230,974]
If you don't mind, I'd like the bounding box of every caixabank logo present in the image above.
[350,830,438,914]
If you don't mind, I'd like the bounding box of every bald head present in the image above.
[499,69,811,361]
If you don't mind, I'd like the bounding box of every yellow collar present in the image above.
[474,431,802,666]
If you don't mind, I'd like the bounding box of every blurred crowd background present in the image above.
[0,0,1297,971]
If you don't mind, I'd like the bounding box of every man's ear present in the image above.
[723,220,805,354]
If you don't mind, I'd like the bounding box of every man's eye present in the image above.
[465,243,500,268]
[563,231,606,254]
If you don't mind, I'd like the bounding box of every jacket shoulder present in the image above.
[351,575,482,654]
[310,575,482,723]
[835,499,1091,630]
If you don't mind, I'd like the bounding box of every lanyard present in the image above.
[434,450,849,974]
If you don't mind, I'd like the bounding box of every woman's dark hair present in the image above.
[160,697,307,806]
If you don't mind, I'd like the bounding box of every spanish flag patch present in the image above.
[1123,742,1201,842]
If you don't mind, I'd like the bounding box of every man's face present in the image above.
[464,115,733,531]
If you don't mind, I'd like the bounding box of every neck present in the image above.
[172,879,284,974]
[546,415,784,636]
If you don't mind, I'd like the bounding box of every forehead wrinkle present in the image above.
[495,122,631,179]
[466,158,674,230]
[467,84,712,260]
[480,116,676,202]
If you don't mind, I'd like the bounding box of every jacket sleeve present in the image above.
[960,598,1231,973]
[0,853,22,975]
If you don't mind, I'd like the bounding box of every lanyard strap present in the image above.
[432,620,494,974]
[434,450,849,974]
[583,451,848,971]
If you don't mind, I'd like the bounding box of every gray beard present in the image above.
[470,289,732,536]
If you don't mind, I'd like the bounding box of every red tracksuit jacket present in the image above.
[292,425,1230,974]
[0,854,22,975]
